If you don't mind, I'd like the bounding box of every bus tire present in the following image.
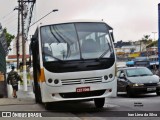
[44,102,52,110]
[94,98,105,108]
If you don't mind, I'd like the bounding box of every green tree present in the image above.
[141,35,152,44]
[140,35,158,48]
[3,28,15,48]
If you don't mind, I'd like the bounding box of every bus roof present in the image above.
[38,19,113,29]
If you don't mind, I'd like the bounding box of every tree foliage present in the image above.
[139,34,158,48]
[140,35,152,44]
[3,28,15,48]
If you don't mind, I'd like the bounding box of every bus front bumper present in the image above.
[40,79,117,103]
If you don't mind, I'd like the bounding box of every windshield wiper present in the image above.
[99,49,110,59]
[129,75,139,77]
[140,74,152,76]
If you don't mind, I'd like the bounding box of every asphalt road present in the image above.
[0,92,160,120]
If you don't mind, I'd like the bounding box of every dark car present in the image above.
[117,67,160,97]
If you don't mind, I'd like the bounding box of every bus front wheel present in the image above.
[94,98,105,108]
[44,102,52,110]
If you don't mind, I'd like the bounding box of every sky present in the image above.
[0,0,159,42]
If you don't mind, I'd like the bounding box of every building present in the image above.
[115,40,148,60]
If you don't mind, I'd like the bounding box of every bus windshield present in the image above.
[40,22,114,62]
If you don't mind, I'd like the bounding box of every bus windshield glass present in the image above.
[40,22,114,62]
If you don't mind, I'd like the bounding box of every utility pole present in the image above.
[16,2,20,72]
[21,0,27,91]
[17,0,35,91]
[158,4,160,73]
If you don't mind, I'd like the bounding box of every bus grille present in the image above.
[59,90,106,98]
[61,77,102,85]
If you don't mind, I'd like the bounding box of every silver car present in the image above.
[117,67,160,97]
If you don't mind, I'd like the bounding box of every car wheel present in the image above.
[126,87,133,97]
[156,91,160,96]
[94,98,105,108]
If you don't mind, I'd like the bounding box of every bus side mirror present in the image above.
[31,36,37,42]
[110,32,114,42]
[119,73,126,79]
[31,36,37,48]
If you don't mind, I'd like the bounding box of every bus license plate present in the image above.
[76,87,90,92]
[147,88,156,91]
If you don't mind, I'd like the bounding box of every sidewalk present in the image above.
[0,85,35,106]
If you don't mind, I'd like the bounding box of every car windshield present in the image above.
[126,68,153,77]
[40,22,114,62]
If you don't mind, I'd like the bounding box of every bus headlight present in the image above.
[48,78,53,83]
[109,74,113,78]
[54,79,59,84]
[103,74,115,83]
[104,75,108,80]
[47,78,61,86]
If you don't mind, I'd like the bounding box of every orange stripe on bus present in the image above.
[39,68,45,82]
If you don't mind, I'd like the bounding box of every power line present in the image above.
[3,18,18,26]
[3,22,18,30]
[5,24,18,32]
[7,29,17,35]
[0,10,15,21]
[1,13,17,22]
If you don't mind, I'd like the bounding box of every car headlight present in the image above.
[133,83,144,87]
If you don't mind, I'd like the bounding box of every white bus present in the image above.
[30,20,117,109]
